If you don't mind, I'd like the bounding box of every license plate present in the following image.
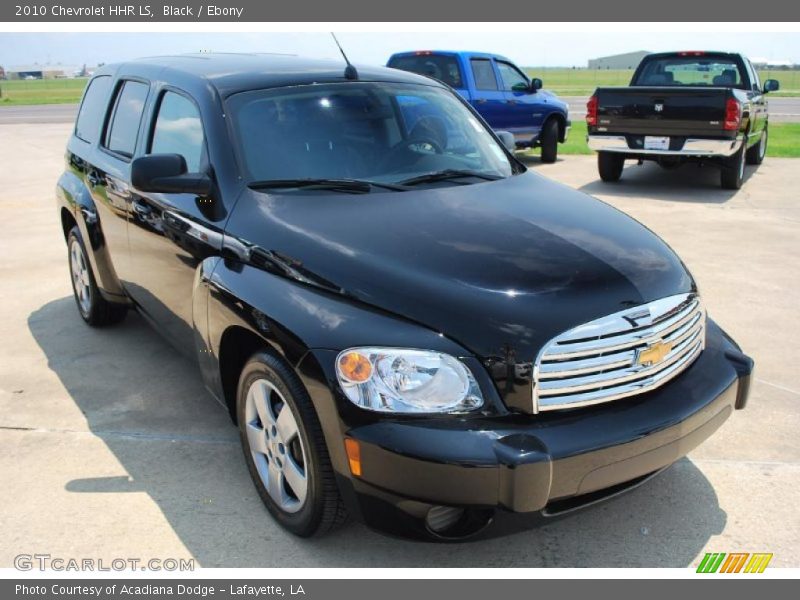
[644,136,670,150]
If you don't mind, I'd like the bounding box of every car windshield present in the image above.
[227,82,515,190]
[634,56,745,88]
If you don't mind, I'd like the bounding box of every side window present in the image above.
[75,76,112,144]
[150,91,205,172]
[470,59,498,91]
[748,60,761,91]
[497,61,529,91]
[104,80,149,158]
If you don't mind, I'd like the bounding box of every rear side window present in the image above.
[75,76,111,144]
[470,59,498,91]
[105,80,149,158]
[388,54,464,89]
[150,92,205,172]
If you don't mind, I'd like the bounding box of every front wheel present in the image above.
[746,125,767,165]
[721,142,746,190]
[598,152,625,182]
[237,351,346,537]
[67,226,126,326]
[539,119,559,163]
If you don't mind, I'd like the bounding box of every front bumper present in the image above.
[300,320,752,540]
[587,134,743,157]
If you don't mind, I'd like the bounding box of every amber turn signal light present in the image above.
[344,438,362,477]
[338,351,373,383]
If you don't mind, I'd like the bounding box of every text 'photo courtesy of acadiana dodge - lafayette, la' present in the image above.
[38,5,245,18]
[15,584,306,597]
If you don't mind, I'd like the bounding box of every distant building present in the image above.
[5,65,84,80]
[750,58,796,70]
[0,66,6,80]
[588,51,650,70]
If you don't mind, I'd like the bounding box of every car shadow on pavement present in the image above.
[29,296,727,568]
[576,161,759,204]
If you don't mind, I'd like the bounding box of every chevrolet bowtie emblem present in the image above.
[636,340,672,366]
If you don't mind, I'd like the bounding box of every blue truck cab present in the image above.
[388,50,570,162]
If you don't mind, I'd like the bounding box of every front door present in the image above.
[496,60,542,142]
[126,89,224,355]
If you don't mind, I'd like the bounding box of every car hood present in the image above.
[228,172,693,361]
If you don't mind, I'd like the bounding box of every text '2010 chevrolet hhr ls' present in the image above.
[56,54,753,540]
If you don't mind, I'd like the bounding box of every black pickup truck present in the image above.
[586,51,779,189]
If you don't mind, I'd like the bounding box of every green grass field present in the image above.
[1,68,799,106]
[0,78,88,105]
[523,121,800,158]
[523,68,800,97]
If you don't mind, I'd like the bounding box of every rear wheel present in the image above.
[539,119,559,163]
[746,125,767,165]
[598,152,625,182]
[237,351,346,537]
[721,142,746,190]
[67,226,126,326]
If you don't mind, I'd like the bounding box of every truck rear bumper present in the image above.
[588,134,743,157]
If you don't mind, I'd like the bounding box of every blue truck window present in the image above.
[497,61,529,91]
[388,54,463,89]
[470,59,498,91]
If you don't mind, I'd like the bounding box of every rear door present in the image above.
[126,88,224,354]
[466,57,507,129]
[88,78,151,284]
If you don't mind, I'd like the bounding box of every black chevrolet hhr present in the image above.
[56,53,753,540]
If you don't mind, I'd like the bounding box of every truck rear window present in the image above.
[388,54,464,89]
[633,56,744,88]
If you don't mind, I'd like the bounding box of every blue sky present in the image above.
[1,31,798,68]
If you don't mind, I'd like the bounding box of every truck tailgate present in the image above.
[595,87,733,137]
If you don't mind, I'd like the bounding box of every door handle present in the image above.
[475,98,487,104]
[506,99,518,105]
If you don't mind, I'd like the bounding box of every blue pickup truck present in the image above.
[387,51,570,162]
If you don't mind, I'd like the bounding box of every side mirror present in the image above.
[131,154,212,196]
[496,131,516,152]
[763,79,780,93]
[530,77,543,92]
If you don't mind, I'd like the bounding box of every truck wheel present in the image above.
[539,119,559,163]
[237,351,347,537]
[721,143,746,190]
[67,226,127,326]
[746,125,767,165]
[598,152,625,182]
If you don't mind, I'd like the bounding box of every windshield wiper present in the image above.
[248,178,408,193]
[398,169,503,187]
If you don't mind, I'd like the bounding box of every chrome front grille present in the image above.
[533,293,705,413]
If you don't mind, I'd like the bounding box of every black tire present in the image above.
[746,125,767,165]
[539,119,559,163]
[236,350,347,537]
[721,142,746,190]
[598,151,625,182]
[67,226,127,326]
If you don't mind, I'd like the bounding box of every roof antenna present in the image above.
[331,33,358,80]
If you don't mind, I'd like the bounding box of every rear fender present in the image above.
[56,167,126,301]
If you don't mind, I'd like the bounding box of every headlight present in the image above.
[335,347,484,414]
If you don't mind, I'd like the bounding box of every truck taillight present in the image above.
[586,95,598,126]
[724,97,742,131]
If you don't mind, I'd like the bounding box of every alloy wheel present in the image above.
[244,378,309,513]
[69,238,92,316]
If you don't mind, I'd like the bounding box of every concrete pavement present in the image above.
[1,123,798,568]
